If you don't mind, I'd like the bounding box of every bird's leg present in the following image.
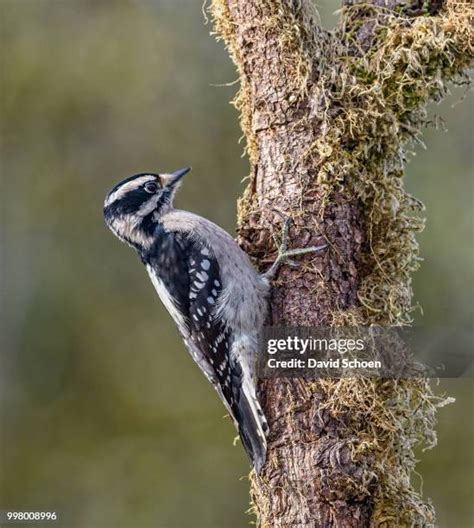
[264,218,327,280]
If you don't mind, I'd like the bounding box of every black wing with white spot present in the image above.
[144,228,235,392]
[145,229,226,347]
[143,227,266,471]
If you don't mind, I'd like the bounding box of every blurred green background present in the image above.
[1,1,472,527]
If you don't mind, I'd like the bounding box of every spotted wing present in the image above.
[144,229,234,397]
[144,228,266,471]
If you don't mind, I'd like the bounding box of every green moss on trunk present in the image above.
[211,0,472,526]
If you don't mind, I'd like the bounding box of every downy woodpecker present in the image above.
[103,168,325,473]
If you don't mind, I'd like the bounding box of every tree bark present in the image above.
[210,1,473,526]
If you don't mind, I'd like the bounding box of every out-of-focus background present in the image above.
[1,1,472,527]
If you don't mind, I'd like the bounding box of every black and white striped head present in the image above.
[104,167,190,249]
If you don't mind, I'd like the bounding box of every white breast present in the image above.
[146,265,187,332]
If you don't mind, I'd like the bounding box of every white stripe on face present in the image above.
[104,175,156,207]
[136,192,162,217]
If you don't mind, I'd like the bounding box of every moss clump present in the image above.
[305,3,472,525]
[317,0,473,326]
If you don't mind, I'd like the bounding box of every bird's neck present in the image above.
[111,212,158,252]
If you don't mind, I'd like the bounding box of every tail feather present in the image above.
[233,379,268,474]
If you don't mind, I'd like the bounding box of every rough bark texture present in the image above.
[210,1,472,526]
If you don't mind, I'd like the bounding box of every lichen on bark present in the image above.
[210,0,473,526]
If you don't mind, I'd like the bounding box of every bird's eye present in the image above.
[144,182,159,194]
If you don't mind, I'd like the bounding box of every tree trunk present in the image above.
[210,1,473,526]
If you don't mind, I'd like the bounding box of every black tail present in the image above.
[232,380,268,474]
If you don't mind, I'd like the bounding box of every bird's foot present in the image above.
[264,218,327,280]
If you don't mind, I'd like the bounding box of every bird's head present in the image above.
[103,167,190,249]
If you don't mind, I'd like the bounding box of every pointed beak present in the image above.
[161,167,191,188]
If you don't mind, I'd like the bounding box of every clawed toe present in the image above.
[285,259,299,268]
[263,217,327,280]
